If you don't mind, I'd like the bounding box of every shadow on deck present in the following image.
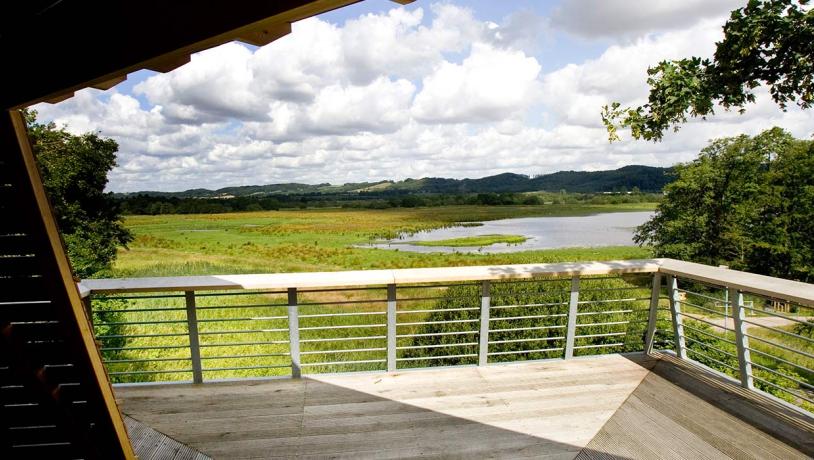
[116,353,814,459]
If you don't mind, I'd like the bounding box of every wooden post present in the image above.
[667,276,687,359]
[478,280,491,366]
[644,273,662,354]
[184,291,203,384]
[387,284,397,372]
[564,276,580,359]
[730,288,754,389]
[287,287,301,378]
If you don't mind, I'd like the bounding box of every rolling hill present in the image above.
[118,165,672,198]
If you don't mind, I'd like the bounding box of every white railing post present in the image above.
[287,287,301,378]
[667,276,687,359]
[730,288,754,389]
[387,284,397,372]
[564,275,580,359]
[184,291,203,384]
[644,272,662,354]
[478,280,491,366]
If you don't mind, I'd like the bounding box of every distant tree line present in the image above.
[117,190,662,215]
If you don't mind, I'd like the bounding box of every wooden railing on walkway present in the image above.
[79,258,814,415]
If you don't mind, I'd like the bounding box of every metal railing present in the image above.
[79,258,814,415]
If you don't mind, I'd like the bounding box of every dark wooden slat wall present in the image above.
[0,111,130,458]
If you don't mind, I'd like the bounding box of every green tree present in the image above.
[602,0,814,142]
[635,128,814,281]
[25,110,132,277]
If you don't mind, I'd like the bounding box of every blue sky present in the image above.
[34,0,814,192]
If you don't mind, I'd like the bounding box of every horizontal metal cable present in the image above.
[300,335,386,343]
[489,314,564,322]
[200,353,290,360]
[398,319,479,326]
[396,307,479,314]
[202,364,291,372]
[682,324,736,345]
[395,354,477,362]
[198,328,289,335]
[300,359,386,366]
[751,376,814,405]
[680,312,731,331]
[397,342,478,350]
[198,340,289,348]
[576,309,633,316]
[743,334,814,360]
[105,357,190,364]
[109,368,192,376]
[677,289,725,304]
[749,362,814,391]
[684,348,740,372]
[572,342,624,350]
[740,320,814,345]
[683,336,738,359]
[575,332,627,339]
[490,325,566,333]
[575,320,630,327]
[745,347,814,375]
[680,301,728,317]
[96,332,189,340]
[739,305,814,327]
[489,336,564,344]
[299,311,385,318]
[397,331,478,338]
[577,297,650,306]
[300,323,386,331]
[300,347,386,355]
[490,302,568,310]
[487,347,563,356]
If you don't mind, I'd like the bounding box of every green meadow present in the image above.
[110,203,657,277]
[97,204,656,382]
[95,202,812,412]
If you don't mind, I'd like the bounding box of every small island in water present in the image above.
[413,234,527,247]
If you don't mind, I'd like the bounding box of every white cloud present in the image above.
[30,1,814,193]
[551,0,743,39]
[412,43,542,124]
[540,18,724,128]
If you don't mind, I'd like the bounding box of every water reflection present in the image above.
[362,211,654,253]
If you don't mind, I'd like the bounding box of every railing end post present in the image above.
[564,275,580,359]
[478,280,491,366]
[287,287,301,379]
[184,290,203,384]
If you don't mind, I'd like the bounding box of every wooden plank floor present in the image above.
[577,355,814,460]
[125,416,210,460]
[115,354,813,459]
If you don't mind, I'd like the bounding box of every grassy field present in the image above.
[96,204,656,382]
[110,203,657,277]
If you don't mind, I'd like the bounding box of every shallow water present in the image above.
[362,211,653,253]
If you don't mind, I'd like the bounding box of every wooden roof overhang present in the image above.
[0,1,412,457]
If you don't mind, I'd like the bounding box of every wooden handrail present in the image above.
[79,259,662,294]
[78,258,814,307]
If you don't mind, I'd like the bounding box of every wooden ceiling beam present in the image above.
[90,75,127,91]
[237,21,293,47]
[1,0,361,110]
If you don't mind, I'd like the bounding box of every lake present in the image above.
[363,211,654,253]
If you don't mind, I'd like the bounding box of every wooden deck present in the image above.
[116,354,814,459]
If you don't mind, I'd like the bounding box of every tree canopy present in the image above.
[602,0,814,142]
[635,128,814,281]
[25,110,132,278]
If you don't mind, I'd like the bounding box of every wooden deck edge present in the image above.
[125,416,211,460]
[648,352,814,455]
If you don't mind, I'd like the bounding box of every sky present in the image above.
[33,0,814,193]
